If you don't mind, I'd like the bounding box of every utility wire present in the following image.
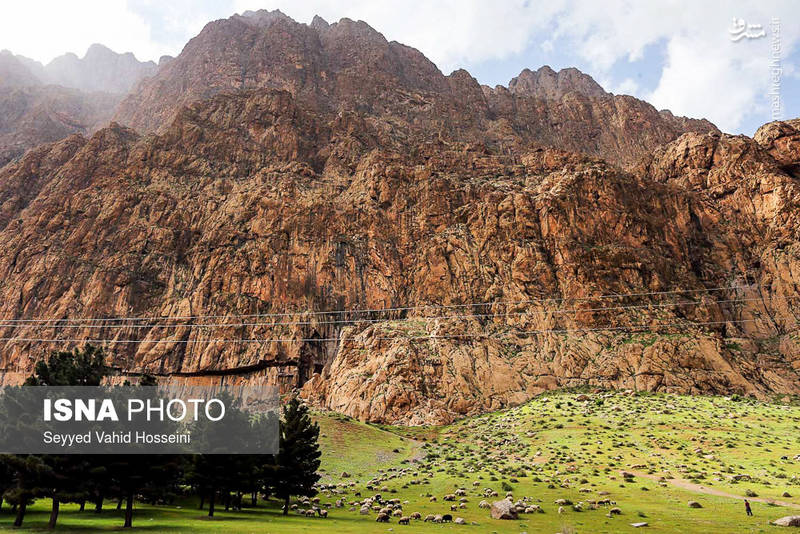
[0,284,767,323]
[0,295,794,330]
[0,316,794,344]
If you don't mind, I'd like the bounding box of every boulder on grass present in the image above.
[773,516,800,527]
[490,500,518,520]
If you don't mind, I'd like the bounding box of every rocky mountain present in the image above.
[113,10,714,168]
[0,11,796,424]
[14,44,157,94]
[0,85,120,167]
[0,51,42,88]
[508,65,607,99]
[0,45,151,166]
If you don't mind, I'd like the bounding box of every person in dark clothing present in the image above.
[744,499,753,516]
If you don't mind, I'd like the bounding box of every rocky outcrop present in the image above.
[0,85,120,167]
[0,83,797,422]
[508,65,606,99]
[113,10,715,167]
[490,500,518,520]
[40,44,157,94]
[0,45,143,166]
[754,119,800,175]
[11,44,156,94]
[0,83,120,167]
[0,11,796,425]
[773,516,800,527]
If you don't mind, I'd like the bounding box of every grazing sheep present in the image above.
[319,509,328,518]
[455,517,466,524]
[424,514,436,522]
[305,509,316,517]
[558,506,565,514]
[442,514,453,522]
[398,516,410,525]
[433,514,444,523]
[430,496,437,502]
[376,513,390,523]
[410,512,421,520]
[450,505,457,511]
[392,509,403,517]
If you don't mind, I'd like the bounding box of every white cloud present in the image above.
[0,0,162,63]
[603,77,640,97]
[538,1,800,132]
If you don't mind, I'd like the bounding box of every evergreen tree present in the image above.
[23,344,110,528]
[24,344,108,386]
[188,392,253,517]
[273,397,321,515]
[0,454,51,527]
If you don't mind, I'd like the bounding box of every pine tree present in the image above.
[0,454,51,527]
[24,344,108,386]
[188,392,253,517]
[274,397,321,515]
[0,346,111,528]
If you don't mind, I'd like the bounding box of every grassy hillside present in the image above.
[2,391,798,532]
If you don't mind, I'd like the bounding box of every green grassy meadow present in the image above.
[2,391,798,532]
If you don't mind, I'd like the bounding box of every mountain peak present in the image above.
[42,45,156,94]
[237,9,293,28]
[0,50,42,88]
[509,65,607,99]
[310,15,329,30]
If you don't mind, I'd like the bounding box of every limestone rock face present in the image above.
[0,11,797,425]
[112,10,714,168]
[755,119,800,174]
[508,65,606,99]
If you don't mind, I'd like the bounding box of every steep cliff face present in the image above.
[302,129,800,423]
[113,10,715,168]
[0,84,797,422]
[0,11,796,425]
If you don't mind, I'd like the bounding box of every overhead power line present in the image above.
[0,284,769,324]
[0,295,793,330]
[0,316,795,345]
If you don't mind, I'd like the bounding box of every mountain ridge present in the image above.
[0,11,796,425]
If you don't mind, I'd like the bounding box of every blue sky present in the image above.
[2,1,798,135]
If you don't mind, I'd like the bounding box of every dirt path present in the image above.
[627,470,800,510]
